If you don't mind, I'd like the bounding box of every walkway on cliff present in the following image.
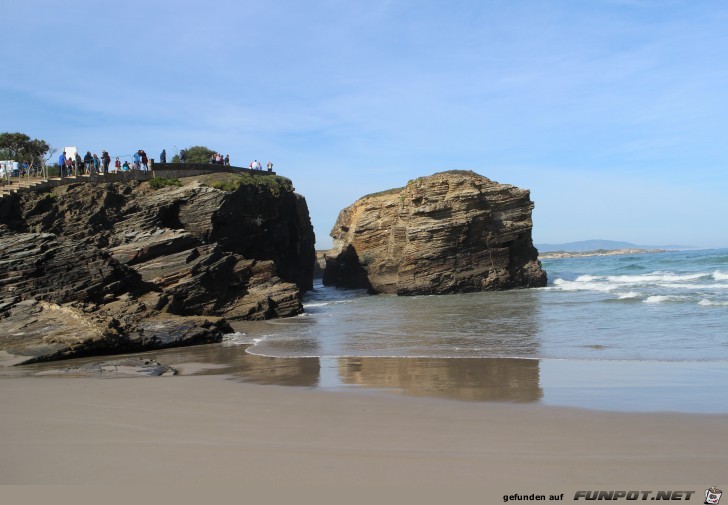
[0,163,277,199]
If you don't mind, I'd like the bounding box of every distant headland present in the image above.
[536,239,697,254]
[539,248,665,259]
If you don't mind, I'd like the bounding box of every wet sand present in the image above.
[2,373,727,498]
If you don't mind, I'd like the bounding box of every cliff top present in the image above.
[194,172,294,193]
[360,170,498,200]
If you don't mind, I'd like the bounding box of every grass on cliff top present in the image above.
[361,187,403,199]
[199,172,294,194]
[358,171,483,200]
[148,177,183,190]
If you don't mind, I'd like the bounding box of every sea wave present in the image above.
[221,332,260,346]
[714,270,728,281]
[662,282,728,290]
[699,299,728,307]
[606,272,707,283]
[644,295,690,304]
[617,292,641,299]
[552,278,616,292]
[551,270,723,293]
[303,302,330,308]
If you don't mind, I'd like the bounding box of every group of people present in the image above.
[57,149,155,177]
[56,147,274,176]
[210,153,230,165]
[57,150,112,177]
[113,157,135,172]
[131,149,150,171]
[249,160,273,172]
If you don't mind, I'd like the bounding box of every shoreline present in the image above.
[1,372,727,492]
[5,343,728,414]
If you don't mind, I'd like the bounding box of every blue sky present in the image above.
[3,0,727,249]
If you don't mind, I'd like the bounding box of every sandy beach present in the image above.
[2,373,727,501]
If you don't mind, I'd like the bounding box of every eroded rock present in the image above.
[323,171,546,295]
[0,173,315,364]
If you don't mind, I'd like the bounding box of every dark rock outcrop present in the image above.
[323,170,546,295]
[34,357,177,377]
[0,173,315,364]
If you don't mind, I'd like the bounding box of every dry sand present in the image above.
[1,374,727,501]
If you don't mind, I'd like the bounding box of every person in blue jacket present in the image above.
[58,151,66,178]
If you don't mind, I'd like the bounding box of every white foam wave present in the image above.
[575,274,601,282]
[714,270,728,281]
[552,278,615,293]
[552,270,721,296]
[221,332,260,346]
[303,302,329,308]
[643,295,688,304]
[607,272,706,284]
[699,299,728,306]
[617,292,640,299]
[662,283,728,290]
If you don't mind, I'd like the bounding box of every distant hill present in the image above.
[535,240,697,253]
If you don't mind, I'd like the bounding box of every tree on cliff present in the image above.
[0,132,51,169]
[171,145,216,164]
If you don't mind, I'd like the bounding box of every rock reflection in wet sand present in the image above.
[151,344,543,403]
[338,357,542,402]
[8,343,543,403]
[149,344,321,387]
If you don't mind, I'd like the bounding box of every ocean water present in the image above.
[10,248,728,412]
[241,249,728,362]
[211,248,728,412]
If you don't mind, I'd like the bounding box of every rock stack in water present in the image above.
[323,170,546,295]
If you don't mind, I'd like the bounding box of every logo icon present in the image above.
[706,486,722,505]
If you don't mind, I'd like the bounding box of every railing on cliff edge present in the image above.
[151,162,277,176]
[0,162,278,199]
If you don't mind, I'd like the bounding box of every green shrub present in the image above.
[148,177,182,190]
[203,173,293,195]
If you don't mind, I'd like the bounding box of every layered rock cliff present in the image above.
[323,171,546,295]
[0,173,315,364]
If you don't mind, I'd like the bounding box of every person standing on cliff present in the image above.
[160,149,166,164]
[58,151,66,178]
[82,152,92,175]
[224,154,230,166]
[267,161,273,172]
[102,150,110,174]
[84,151,94,175]
[179,149,187,164]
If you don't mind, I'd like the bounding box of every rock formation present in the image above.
[323,170,546,295]
[0,173,315,364]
